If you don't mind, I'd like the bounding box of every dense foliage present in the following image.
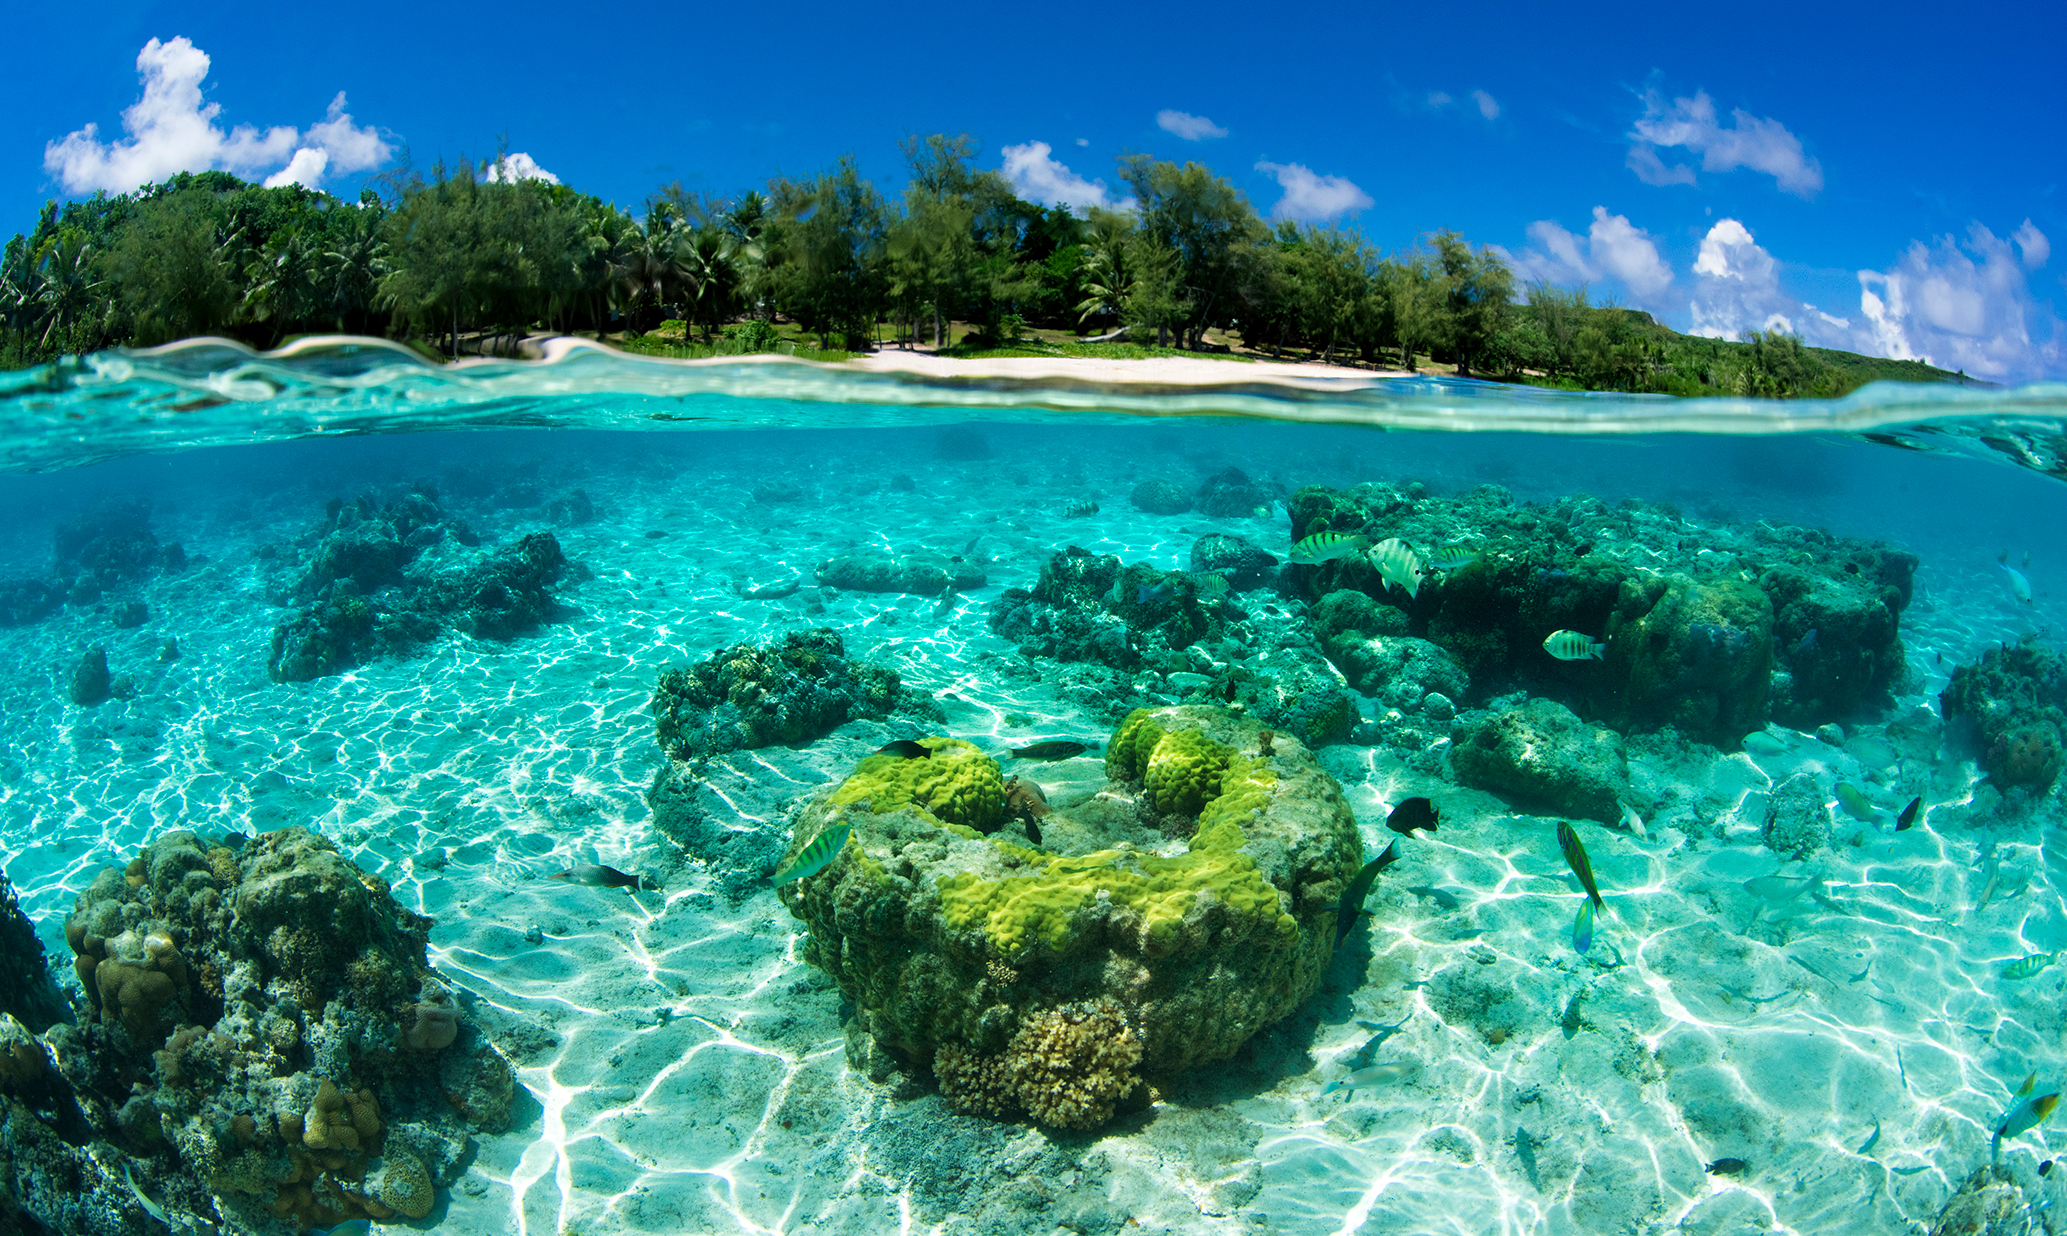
[1,143,1962,396]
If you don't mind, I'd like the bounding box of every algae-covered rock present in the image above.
[650,627,902,760]
[1762,773,1832,859]
[1194,467,1277,517]
[778,706,1360,1127]
[1763,556,1913,727]
[1450,698,1630,822]
[1129,479,1192,515]
[38,827,511,1234]
[1941,640,2067,792]
[1598,574,1774,746]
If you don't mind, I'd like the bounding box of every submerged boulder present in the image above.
[1129,479,1192,515]
[1941,640,2067,793]
[816,553,985,597]
[1189,533,1279,590]
[1596,574,1774,745]
[777,706,1360,1129]
[988,546,1215,671]
[650,627,903,761]
[1450,697,1630,823]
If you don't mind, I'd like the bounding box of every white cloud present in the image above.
[1156,110,1227,141]
[1075,137,1089,148]
[1000,142,1131,213]
[2013,219,2050,269]
[264,148,328,189]
[1254,161,1373,223]
[484,152,559,185]
[43,38,389,196]
[1689,216,2063,380]
[1497,207,1673,304]
[1855,223,2062,380]
[1627,89,1822,198]
[1690,218,1799,337]
[1470,89,1500,121]
[1426,91,1453,109]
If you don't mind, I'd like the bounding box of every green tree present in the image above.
[104,189,243,345]
[1430,230,1514,376]
[770,157,888,349]
[1116,156,1265,349]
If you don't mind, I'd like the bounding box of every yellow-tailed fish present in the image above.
[1556,821,1603,909]
[2020,1072,2038,1098]
[1999,1091,2061,1139]
[1289,531,1369,565]
[1572,898,1595,954]
[773,822,853,885]
[1370,537,1424,598]
[1542,630,1606,661]
[1834,783,1879,822]
[2002,951,2059,981]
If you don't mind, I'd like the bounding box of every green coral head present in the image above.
[1106,709,1166,782]
[831,736,1005,832]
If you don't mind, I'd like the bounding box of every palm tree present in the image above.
[34,231,104,351]
[612,203,691,331]
[319,205,390,332]
[244,228,323,343]
[1073,210,1131,333]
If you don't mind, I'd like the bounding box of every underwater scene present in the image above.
[5,342,2067,1236]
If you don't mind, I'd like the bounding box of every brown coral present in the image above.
[934,1043,1017,1118]
[377,1148,435,1220]
[1004,998,1144,1129]
[933,998,1146,1130]
[303,1080,381,1151]
[95,959,178,1043]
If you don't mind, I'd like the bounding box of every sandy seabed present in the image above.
[0,415,2063,1236]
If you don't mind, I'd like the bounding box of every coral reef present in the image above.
[1129,479,1192,515]
[0,827,516,1234]
[1450,697,1631,822]
[777,706,1359,1129]
[266,487,585,682]
[988,546,1215,671]
[1189,533,1279,589]
[1941,640,2067,792]
[816,553,986,597]
[1282,482,1913,741]
[1762,773,1832,859]
[649,627,904,760]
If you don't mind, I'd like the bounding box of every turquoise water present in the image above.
[4,339,2067,1235]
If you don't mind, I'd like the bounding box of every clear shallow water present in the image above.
[4,340,2067,1236]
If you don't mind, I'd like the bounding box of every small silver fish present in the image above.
[1744,873,1819,903]
[1542,629,1605,661]
[2000,557,2033,603]
[1319,1061,1413,1096]
[1620,804,1647,839]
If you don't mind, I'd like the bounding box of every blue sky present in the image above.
[4,0,2062,379]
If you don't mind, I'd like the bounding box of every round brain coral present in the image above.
[378,1148,435,1220]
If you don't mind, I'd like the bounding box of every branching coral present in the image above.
[935,998,1145,1130]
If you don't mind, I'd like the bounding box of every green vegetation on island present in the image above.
[0,137,1967,396]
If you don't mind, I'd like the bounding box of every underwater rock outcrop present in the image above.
[266,488,586,682]
[1188,533,1279,589]
[1941,640,2067,793]
[1450,697,1631,822]
[1283,481,1915,743]
[776,706,1360,1130]
[0,502,187,630]
[1129,478,1192,515]
[988,546,1217,672]
[1193,466,1277,517]
[0,871,67,1035]
[650,627,904,762]
[0,827,513,1234]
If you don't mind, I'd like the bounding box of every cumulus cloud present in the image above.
[1156,110,1227,141]
[1470,90,1500,121]
[1254,162,1373,223]
[43,38,389,195]
[483,152,559,185]
[1689,216,2062,380]
[1001,142,1131,213]
[1497,206,1674,304]
[1855,222,2061,380]
[1627,89,1822,198]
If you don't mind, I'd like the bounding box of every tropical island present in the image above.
[1,134,1966,396]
